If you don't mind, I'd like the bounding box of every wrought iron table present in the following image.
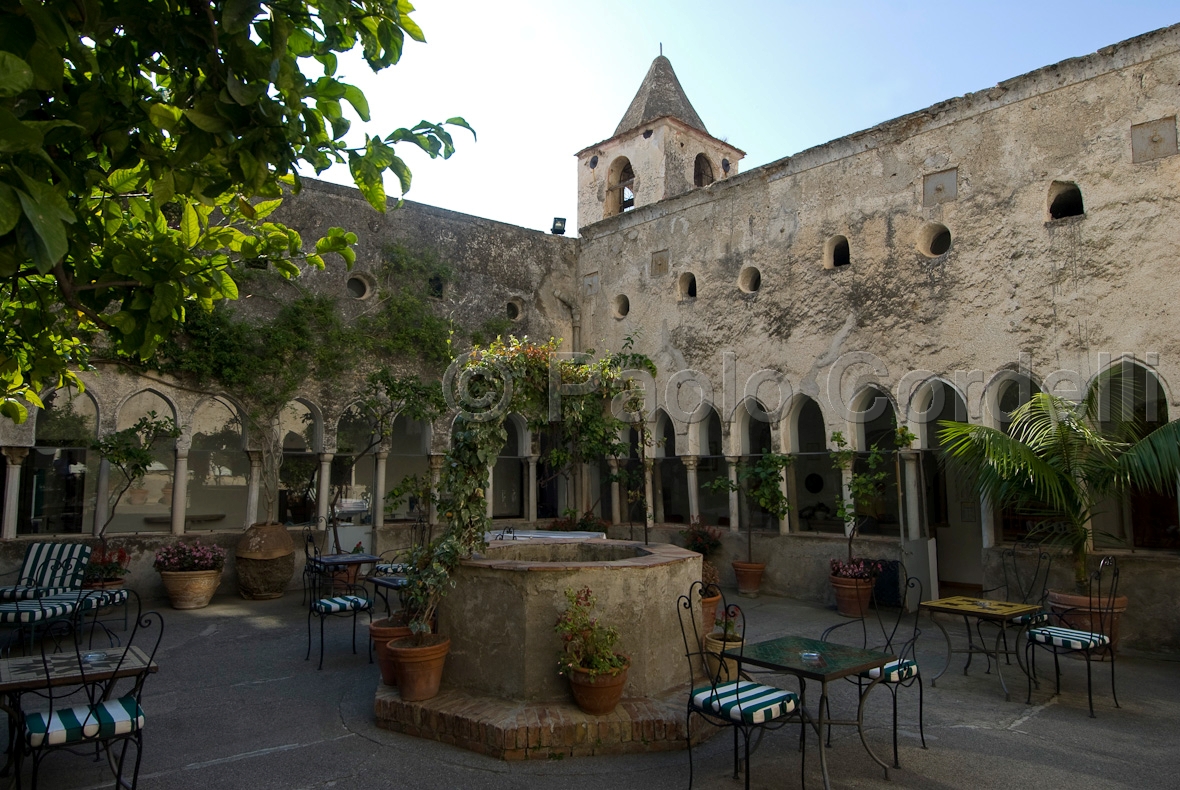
[724,635,895,790]
[920,596,1041,700]
[316,553,379,591]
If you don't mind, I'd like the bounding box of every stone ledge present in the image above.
[374,684,718,760]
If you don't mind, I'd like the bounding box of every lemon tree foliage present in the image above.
[0,0,473,422]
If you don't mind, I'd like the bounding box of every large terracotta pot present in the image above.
[371,617,413,686]
[699,592,722,640]
[127,487,149,506]
[1047,589,1129,658]
[388,634,451,702]
[566,658,630,715]
[732,561,766,598]
[830,574,873,618]
[160,569,222,609]
[702,632,743,682]
[82,578,126,591]
[236,523,296,600]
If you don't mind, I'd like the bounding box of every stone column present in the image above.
[778,462,790,536]
[428,455,443,526]
[643,459,654,531]
[526,455,539,523]
[245,451,262,529]
[373,451,388,529]
[94,457,110,535]
[725,456,741,533]
[840,467,855,538]
[580,463,592,515]
[652,459,665,524]
[683,456,700,524]
[1,448,28,540]
[902,452,922,541]
[317,453,333,530]
[608,458,622,526]
[171,447,189,536]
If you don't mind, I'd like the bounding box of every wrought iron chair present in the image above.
[301,526,328,606]
[1025,556,1120,718]
[676,581,804,790]
[16,589,162,789]
[820,571,926,769]
[306,553,373,670]
[979,547,1053,671]
[368,546,411,617]
[0,543,93,602]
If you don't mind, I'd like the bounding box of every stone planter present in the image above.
[702,632,743,682]
[236,522,296,600]
[160,569,222,609]
[830,574,873,618]
[566,658,629,715]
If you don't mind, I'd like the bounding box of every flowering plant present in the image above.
[555,586,628,678]
[351,541,365,554]
[153,541,227,573]
[84,545,131,582]
[829,557,885,580]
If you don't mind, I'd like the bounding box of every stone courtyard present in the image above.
[22,586,1178,789]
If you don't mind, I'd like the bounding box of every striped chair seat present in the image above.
[312,595,372,614]
[0,600,76,624]
[0,585,75,601]
[860,658,919,683]
[374,563,408,576]
[24,696,143,747]
[691,680,798,725]
[1028,625,1110,651]
[1010,611,1050,626]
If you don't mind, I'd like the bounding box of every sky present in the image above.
[311,1,1180,235]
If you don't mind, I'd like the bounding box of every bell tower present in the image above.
[575,54,744,229]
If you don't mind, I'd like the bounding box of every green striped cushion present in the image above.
[691,680,798,724]
[0,600,75,624]
[17,543,92,589]
[25,696,143,747]
[0,585,75,601]
[1028,626,1110,650]
[861,658,919,683]
[312,595,371,614]
[1011,611,1049,626]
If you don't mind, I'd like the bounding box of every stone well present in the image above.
[437,539,700,702]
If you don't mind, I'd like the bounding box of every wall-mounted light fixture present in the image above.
[551,218,567,235]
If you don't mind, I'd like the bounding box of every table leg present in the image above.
[816,682,832,790]
[929,612,953,687]
[854,674,891,780]
[992,620,1013,701]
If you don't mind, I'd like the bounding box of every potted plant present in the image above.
[555,585,630,715]
[702,605,744,683]
[939,377,1180,651]
[827,429,911,616]
[153,540,228,609]
[386,534,460,701]
[703,450,792,597]
[82,545,131,590]
[681,520,724,627]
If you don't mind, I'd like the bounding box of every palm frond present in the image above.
[1110,419,1180,494]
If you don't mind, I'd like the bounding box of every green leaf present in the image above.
[107,166,144,194]
[253,199,282,219]
[348,152,386,212]
[0,52,34,97]
[399,12,426,43]
[181,203,200,248]
[14,175,75,270]
[148,104,184,132]
[445,117,476,142]
[342,84,370,122]
[0,399,28,424]
[183,107,229,133]
[222,0,261,34]
[0,184,19,236]
[0,107,43,153]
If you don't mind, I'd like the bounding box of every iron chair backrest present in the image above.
[1079,556,1120,637]
[17,543,92,590]
[676,581,746,687]
[33,588,162,734]
[823,569,923,663]
[999,547,1053,608]
[303,526,323,563]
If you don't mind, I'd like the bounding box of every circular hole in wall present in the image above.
[346,274,373,300]
[804,473,825,494]
[917,222,952,258]
[613,294,630,319]
[738,266,762,293]
[506,299,522,321]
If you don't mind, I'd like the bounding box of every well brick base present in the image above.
[374,684,714,760]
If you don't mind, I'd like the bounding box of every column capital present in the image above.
[681,455,699,470]
[318,452,334,463]
[428,454,445,471]
[375,450,389,461]
[2,447,29,465]
[247,450,263,466]
[607,457,620,470]
[724,455,741,465]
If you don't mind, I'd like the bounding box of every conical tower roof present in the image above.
[614,55,707,137]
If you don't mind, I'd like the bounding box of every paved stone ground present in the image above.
[11,588,1179,789]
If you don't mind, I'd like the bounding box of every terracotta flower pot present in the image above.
[1047,589,1129,658]
[388,634,450,702]
[160,569,222,609]
[82,578,126,591]
[702,632,743,682]
[566,658,629,715]
[830,574,873,618]
[127,487,149,506]
[236,522,296,600]
[699,592,722,640]
[732,561,765,598]
[370,617,413,686]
